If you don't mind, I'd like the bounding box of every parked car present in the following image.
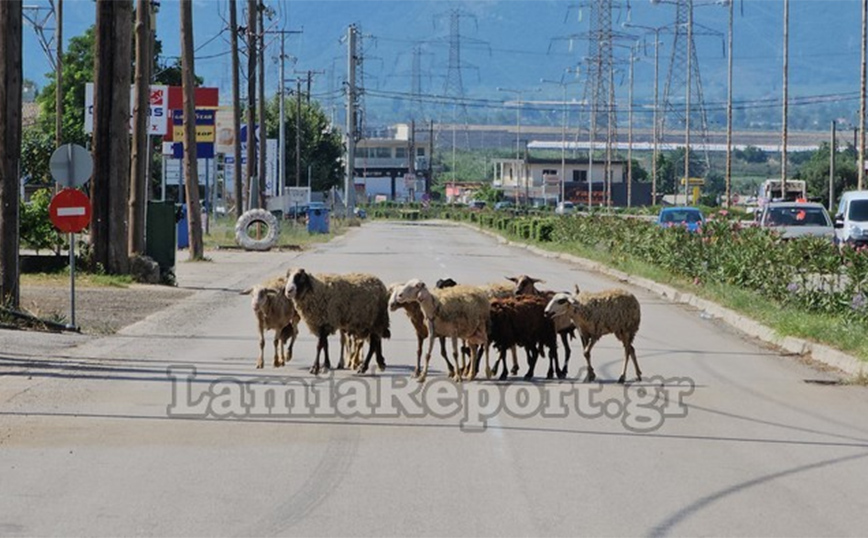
[555,201,576,215]
[834,190,868,247]
[286,204,309,219]
[657,206,705,232]
[354,207,367,219]
[759,201,834,241]
[468,200,486,211]
[494,201,514,211]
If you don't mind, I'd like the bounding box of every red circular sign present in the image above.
[49,188,92,233]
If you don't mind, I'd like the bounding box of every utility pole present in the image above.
[229,0,242,218]
[830,120,836,210]
[54,0,62,148]
[245,0,256,209]
[683,0,692,206]
[296,78,302,187]
[781,0,789,198]
[860,0,867,190]
[0,0,23,308]
[92,0,132,274]
[180,0,203,260]
[725,0,733,208]
[627,45,635,208]
[129,0,152,257]
[269,28,301,201]
[257,1,266,208]
[345,24,357,218]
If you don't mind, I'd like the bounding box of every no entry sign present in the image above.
[49,188,92,234]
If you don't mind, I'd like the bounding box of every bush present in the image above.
[20,188,64,254]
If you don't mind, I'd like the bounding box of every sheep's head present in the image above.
[544,292,575,319]
[508,275,544,295]
[394,279,429,305]
[387,284,403,312]
[435,277,458,289]
[284,268,312,299]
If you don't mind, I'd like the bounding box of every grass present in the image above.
[480,224,868,363]
[22,271,133,288]
[204,215,355,249]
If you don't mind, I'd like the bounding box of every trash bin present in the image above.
[146,200,177,276]
[307,202,330,234]
[176,203,189,249]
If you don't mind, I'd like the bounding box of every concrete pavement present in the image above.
[1,221,867,536]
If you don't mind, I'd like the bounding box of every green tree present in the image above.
[794,142,857,204]
[264,96,344,192]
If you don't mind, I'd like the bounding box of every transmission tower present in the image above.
[655,0,723,173]
[432,9,488,128]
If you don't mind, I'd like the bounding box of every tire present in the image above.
[235,209,280,251]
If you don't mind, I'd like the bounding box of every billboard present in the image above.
[84,83,168,135]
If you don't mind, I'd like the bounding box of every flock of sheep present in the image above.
[249,268,643,384]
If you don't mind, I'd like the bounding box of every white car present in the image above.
[759,201,834,241]
[834,190,868,248]
[555,201,576,215]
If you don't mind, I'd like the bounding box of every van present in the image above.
[834,190,868,247]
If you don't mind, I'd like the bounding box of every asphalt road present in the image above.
[2,221,868,537]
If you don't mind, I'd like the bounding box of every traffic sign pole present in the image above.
[69,232,76,329]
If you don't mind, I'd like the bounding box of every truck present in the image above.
[757,179,807,206]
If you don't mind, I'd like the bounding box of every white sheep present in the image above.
[250,277,300,369]
[544,285,642,383]
[284,268,391,375]
[393,279,491,383]
[388,283,457,378]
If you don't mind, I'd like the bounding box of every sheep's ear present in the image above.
[506,276,517,283]
[574,284,581,296]
[415,281,429,300]
[533,278,545,284]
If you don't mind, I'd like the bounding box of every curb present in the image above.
[457,221,866,378]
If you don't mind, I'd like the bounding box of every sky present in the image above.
[21,0,868,127]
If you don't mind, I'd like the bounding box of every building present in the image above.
[492,151,652,206]
[353,123,432,202]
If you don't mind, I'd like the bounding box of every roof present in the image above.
[840,190,868,201]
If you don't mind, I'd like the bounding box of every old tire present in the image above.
[235,209,279,251]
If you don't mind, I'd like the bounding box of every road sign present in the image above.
[49,144,93,188]
[49,188,92,233]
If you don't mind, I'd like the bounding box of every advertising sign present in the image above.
[84,83,168,135]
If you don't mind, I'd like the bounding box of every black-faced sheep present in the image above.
[250,277,300,369]
[393,279,491,383]
[509,274,577,379]
[544,285,642,383]
[489,294,560,380]
[284,268,391,375]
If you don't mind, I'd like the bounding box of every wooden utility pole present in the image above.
[257,1,266,207]
[55,0,62,148]
[781,0,789,198]
[0,0,23,308]
[180,0,203,260]
[725,0,733,208]
[129,0,152,256]
[91,0,131,274]
[860,0,867,190]
[296,78,302,187]
[229,0,243,218]
[245,0,256,209]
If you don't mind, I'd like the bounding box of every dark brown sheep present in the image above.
[489,295,560,380]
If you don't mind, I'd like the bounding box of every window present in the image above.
[542,169,558,177]
[416,147,426,157]
[849,200,868,221]
[572,170,587,182]
[395,147,407,159]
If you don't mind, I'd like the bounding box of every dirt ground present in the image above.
[18,285,193,335]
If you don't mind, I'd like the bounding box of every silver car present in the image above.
[759,201,834,240]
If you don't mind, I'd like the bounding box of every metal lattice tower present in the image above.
[586,0,616,147]
[443,10,468,123]
[658,0,717,171]
[410,45,427,121]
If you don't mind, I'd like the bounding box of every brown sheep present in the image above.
[489,295,560,380]
[544,285,642,383]
[250,277,300,369]
[509,274,577,379]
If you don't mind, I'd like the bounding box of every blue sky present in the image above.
[22,1,867,124]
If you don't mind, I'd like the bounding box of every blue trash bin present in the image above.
[176,204,189,249]
[307,202,330,234]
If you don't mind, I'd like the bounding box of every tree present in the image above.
[0,0,23,308]
[795,142,857,203]
[264,95,344,192]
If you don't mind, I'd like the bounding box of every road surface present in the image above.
[2,221,867,536]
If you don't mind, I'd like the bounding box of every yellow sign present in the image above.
[680,177,705,186]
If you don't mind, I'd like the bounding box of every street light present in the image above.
[623,21,666,207]
[498,86,540,206]
[542,72,581,205]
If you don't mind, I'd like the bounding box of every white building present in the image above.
[492,154,627,205]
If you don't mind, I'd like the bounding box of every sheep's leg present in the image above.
[483,343,493,380]
[438,337,455,377]
[497,348,509,381]
[558,331,572,379]
[256,322,266,369]
[582,335,600,382]
[375,335,387,371]
[467,345,479,381]
[412,335,424,378]
[336,331,346,370]
[272,331,282,368]
[618,334,641,384]
[285,325,297,364]
[359,337,376,375]
[630,341,642,382]
[452,336,464,381]
[546,343,561,381]
[523,347,539,380]
[418,320,437,384]
[509,346,519,376]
